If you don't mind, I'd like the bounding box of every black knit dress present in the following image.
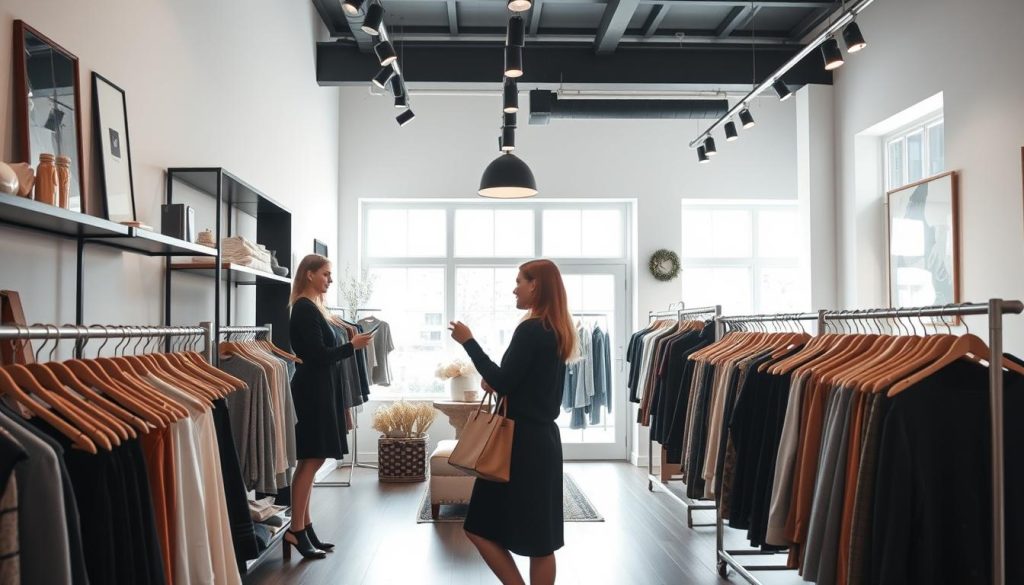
[289,298,354,460]
[461,318,566,557]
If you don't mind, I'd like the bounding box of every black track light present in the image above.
[843,21,867,53]
[724,121,738,142]
[375,40,397,66]
[501,126,516,151]
[507,0,532,13]
[361,1,384,35]
[739,107,755,129]
[503,79,519,113]
[389,75,403,97]
[704,136,717,157]
[342,0,364,16]
[772,79,792,102]
[396,109,415,127]
[504,112,517,128]
[372,66,395,89]
[504,46,523,78]
[507,16,526,47]
[394,93,408,108]
[697,146,709,164]
[821,37,845,71]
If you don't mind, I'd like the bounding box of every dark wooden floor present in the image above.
[244,462,804,585]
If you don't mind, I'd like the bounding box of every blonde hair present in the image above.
[290,254,333,319]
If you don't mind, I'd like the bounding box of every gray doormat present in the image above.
[416,472,604,523]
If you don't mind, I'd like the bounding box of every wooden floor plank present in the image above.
[243,462,805,585]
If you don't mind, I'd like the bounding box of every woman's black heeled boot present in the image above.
[282,527,327,560]
[306,524,335,551]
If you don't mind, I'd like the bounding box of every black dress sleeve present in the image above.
[290,301,354,366]
[462,320,542,397]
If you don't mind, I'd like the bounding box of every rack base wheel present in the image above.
[648,480,654,491]
[717,560,729,578]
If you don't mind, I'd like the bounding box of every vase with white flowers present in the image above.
[338,267,376,321]
[435,359,479,401]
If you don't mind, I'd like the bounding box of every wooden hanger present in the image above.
[42,359,140,439]
[182,351,247,389]
[0,368,97,453]
[887,333,1024,396]
[63,356,165,430]
[94,357,190,421]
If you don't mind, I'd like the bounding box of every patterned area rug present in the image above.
[416,472,603,523]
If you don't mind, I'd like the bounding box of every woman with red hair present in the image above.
[449,259,576,585]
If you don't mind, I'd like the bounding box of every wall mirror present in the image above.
[13,20,86,213]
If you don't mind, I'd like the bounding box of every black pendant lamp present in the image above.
[504,46,523,78]
[504,112,517,128]
[821,37,845,70]
[704,136,717,157]
[503,79,519,113]
[342,0,364,15]
[697,146,709,164]
[479,153,536,198]
[772,79,792,101]
[507,16,525,47]
[396,109,415,126]
[375,40,397,66]
[843,21,867,53]
[372,66,395,89]
[724,121,738,142]
[389,75,403,97]
[394,93,408,108]
[361,1,385,35]
[501,127,516,151]
[507,0,532,13]
[739,107,755,129]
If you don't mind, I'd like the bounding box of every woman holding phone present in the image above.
[448,259,575,585]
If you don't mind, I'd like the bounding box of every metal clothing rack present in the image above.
[643,304,721,529]
[0,324,210,358]
[711,300,1022,585]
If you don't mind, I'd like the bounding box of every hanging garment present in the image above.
[0,428,25,585]
[358,317,395,386]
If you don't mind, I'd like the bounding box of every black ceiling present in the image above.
[313,0,836,86]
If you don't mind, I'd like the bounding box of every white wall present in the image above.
[0,0,339,339]
[834,0,1024,350]
[337,87,801,462]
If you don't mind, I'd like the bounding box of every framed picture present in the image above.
[91,73,136,222]
[885,170,960,310]
[314,239,328,258]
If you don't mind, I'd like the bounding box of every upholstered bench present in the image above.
[428,439,475,519]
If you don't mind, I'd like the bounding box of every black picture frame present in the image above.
[314,238,329,258]
[91,72,137,222]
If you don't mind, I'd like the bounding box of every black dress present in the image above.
[461,318,566,557]
[289,298,355,459]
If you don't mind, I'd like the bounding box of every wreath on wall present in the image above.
[648,249,681,282]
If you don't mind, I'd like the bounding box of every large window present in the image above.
[361,201,630,398]
[680,201,805,314]
[885,117,944,190]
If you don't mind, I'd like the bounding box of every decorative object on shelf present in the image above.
[92,73,137,223]
[8,163,34,197]
[648,249,681,282]
[0,163,18,195]
[13,20,86,213]
[55,155,70,209]
[34,153,57,205]
[270,251,289,277]
[161,203,195,241]
[339,268,376,320]
[886,170,960,311]
[119,221,153,230]
[435,359,478,401]
[196,228,216,247]
[372,401,436,482]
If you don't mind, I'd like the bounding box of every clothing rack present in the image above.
[710,300,1022,585]
[644,304,721,529]
[0,324,211,360]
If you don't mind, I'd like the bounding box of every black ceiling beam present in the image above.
[317,40,833,86]
[529,0,544,36]
[788,6,831,39]
[715,5,757,37]
[595,0,641,54]
[447,0,459,35]
[642,5,669,37]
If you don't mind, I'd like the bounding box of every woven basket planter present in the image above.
[378,435,428,483]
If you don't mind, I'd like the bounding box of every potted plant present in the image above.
[371,401,436,482]
[435,359,480,401]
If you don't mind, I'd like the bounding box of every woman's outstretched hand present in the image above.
[448,321,474,344]
[351,332,374,350]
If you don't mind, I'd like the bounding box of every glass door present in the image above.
[557,264,628,460]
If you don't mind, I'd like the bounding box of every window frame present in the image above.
[679,199,802,314]
[360,199,632,399]
[883,115,945,191]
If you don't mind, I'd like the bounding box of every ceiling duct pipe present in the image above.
[529,90,728,125]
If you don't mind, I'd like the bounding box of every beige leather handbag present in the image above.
[448,393,515,483]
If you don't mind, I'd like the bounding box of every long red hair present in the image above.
[520,259,578,363]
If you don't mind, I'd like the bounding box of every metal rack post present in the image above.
[642,304,721,529]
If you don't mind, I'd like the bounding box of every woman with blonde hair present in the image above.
[285,254,373,559]
[449,259,575,585]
